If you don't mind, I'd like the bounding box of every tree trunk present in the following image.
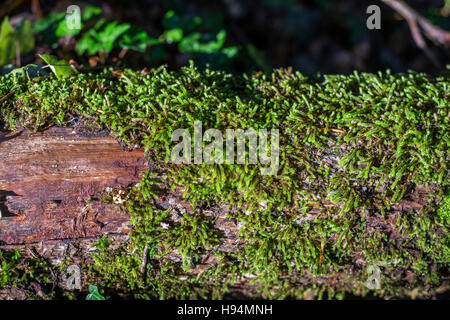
[0,126,441,299]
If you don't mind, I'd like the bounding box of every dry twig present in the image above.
[380,0,450,68]
[140,245,149,280]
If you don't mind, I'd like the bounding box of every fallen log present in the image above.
[0,126,434,247]
[0,67,447,300]
[0,125,437,262]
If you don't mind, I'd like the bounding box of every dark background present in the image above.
[2,0,450,74]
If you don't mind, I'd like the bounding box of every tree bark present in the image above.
[0,127,146,245]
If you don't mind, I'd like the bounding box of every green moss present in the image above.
[437,189,450,223]
[0,64,448,299]
[0,249,56,299]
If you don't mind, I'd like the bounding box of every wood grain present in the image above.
[0,127,146,245]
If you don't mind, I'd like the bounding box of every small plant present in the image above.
[30,6,238,69]
[0,249,56,299]
[39,54,78,78]
[0,17,34,66]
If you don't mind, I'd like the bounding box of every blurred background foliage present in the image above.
[0,0,449,74]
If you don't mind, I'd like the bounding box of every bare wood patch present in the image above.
[0,127,146,245]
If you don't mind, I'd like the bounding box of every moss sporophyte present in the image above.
[0,63,448,299]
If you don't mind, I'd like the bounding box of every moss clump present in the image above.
[0,64,448,299]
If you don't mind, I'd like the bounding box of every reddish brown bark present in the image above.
[0,127,146,245]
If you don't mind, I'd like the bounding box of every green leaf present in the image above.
[119,26,162,52]
[39,54,78,78]
[0,17,35,66]
[221,46,239,58]
[100,22,131,52]
[16,19,35,54]
[86,285,106,300]
[178,29,226,54]
[33,12,65,33]
[32,12,65,47]
[77,20,131,54]
[0,17,16,65]
[34,6,99,44]
[77,34,101,55]
[164,28,183,43]
[81,5,102,21]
